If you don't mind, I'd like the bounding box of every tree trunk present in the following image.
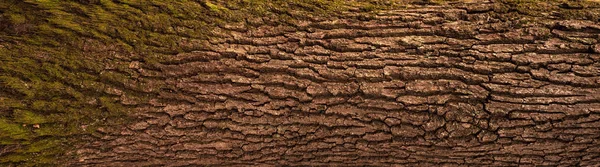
[3,1,600,166]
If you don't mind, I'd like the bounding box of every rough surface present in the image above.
[2,0,600,166]
[72,3,600,167]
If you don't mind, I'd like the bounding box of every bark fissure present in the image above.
[1,0,600,166]
[67,2,600,166]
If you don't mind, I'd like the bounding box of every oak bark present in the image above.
[4,1,600,166]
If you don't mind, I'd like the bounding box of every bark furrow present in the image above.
[69,3,600,167]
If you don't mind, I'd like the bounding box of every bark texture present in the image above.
[72,2,600,166]
[3,0,600,166]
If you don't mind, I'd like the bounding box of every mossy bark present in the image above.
[1,0,600,166]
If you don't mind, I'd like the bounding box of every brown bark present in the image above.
[71,3,600,166]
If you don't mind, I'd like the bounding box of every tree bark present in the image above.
[72,3,600,166]
[3,1,600,166]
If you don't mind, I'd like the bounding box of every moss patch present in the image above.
[0,0,407,165]
[1,0,599,166]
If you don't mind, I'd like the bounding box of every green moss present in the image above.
[47,11,86,34]
[24,138,60,153]
[33,123,82,137]
[0,119,30,140]
[205,1,227,13]
[0,76,35,98]
[0,98,26,109]
[8,14,27,24]
[100,71,130,85]
[31,100,66,112]
[7,0,595,165]
[1,0,436,164]
[99,96,127,113]
[0,154,28,163]
[13,109,47,124]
